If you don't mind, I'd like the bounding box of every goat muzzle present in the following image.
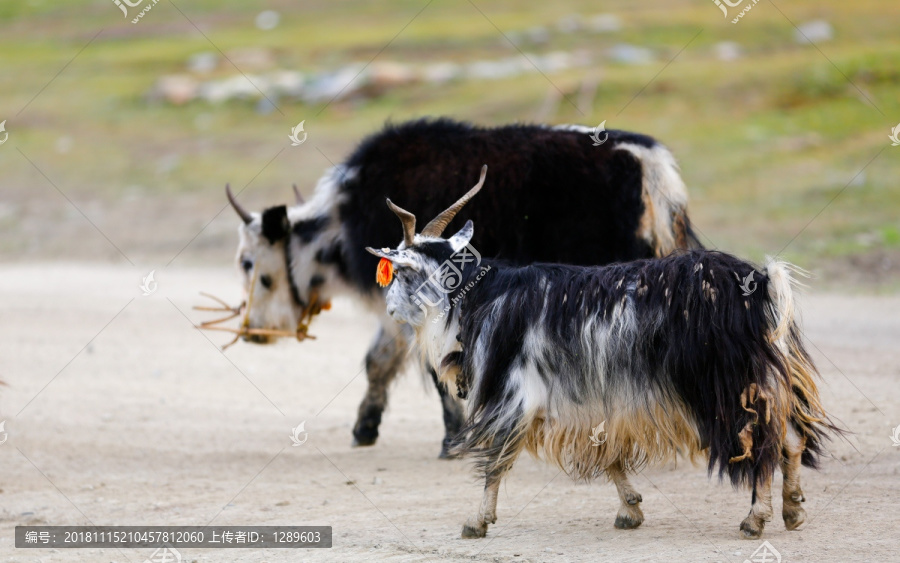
[193,290,330,350]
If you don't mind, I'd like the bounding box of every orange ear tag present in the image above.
[376,257,394,287]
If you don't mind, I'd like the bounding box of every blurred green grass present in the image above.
[0,0,898,288]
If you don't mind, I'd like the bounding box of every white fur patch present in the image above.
[550,123,596,135]
[614,142,689,253]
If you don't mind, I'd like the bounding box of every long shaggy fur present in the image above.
[421,249,836,488]
[335,118,701,295]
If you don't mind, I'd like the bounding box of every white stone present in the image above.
[608,43,653,65]
[714,41,742,61]
[589,14,622,33]
[795,20,834,44]
[256,10,280,30]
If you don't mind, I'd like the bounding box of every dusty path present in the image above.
[1,263,898,563]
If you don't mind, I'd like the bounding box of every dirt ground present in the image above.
[1,263,898,563]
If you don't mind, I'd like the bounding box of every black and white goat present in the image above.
[366,171,836,539]
[226,117,701,457]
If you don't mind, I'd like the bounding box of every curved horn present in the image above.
[421,165,487,238]
[385,199,416,247]
[292,184,305,205]
[226,184,253,224]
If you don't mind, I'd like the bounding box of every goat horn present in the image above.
[386,199,416,247]
[420,165,487,238]
[226,184,253,224]
[293,184,305,205]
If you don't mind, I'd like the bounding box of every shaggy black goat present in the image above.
[226,117,700,457]
[367,171,835,539]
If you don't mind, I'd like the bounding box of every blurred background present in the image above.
[1,0,898,289]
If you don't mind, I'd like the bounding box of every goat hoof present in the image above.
[438,446,461,460]
[739,519,764,539]
[783,507,806,531]
[352,411,381,447]
[439,436,462,460]
[461,522,487,539]
[351,422,379,447]
[626,492,642,505]
[614,513,644,530]
[351,436,377,448]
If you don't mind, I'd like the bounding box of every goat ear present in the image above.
[366,247,420,270]
[366,247,392,259]
[261,205,289,244]
[447,220,474,252]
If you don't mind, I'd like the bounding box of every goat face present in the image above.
[234,215,301,343]
[368,221,476,327]
[227,184,305,343]
[376,247,433,326]
[226,179,345,343]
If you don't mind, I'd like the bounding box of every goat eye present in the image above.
[241,259,253,272]
[260,274,273,289]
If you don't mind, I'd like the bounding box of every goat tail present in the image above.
[765,259,838,468]
[764,258,805,344]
